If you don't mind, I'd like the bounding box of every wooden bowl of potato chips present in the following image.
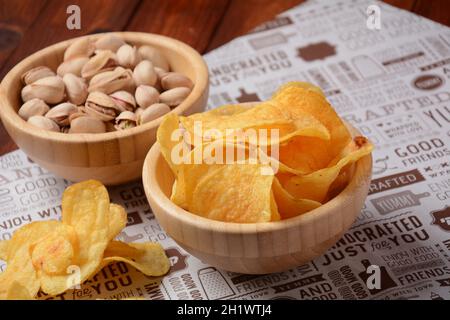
[143,82,373,274]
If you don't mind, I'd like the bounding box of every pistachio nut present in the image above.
[45,102,78,127]
[68,108,87,123]
[94,34,125,52]
[135,85,159,109]
[159,87,191,107]
[161,72,193,90]
[138,45,169,71]
[154,67,169,91]
[133,60,157,87]
[21,66,55,85]
[18,99,50,120]
[62,74,88,105]
[110,90,136,112]
[116,44,140,69]
[88,67,134,94]
[21,76,65,104]
[81,50,117,79]
[57,56,89,77]
[85,91,121,121]
[138,103,170,125]
[27,116,60,132]
[134,107,144,119]
[69,116,106,134]
[64,37,95,61]
[114,111,137,130]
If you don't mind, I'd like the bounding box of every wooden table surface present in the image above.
[0,0,449,156]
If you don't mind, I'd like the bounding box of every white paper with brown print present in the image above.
[1,0,449,300]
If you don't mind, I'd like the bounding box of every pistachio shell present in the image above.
[134,107,144,119]
[116,45,141,69]
[18,99,50,120]
[138,45,169,71]
[133,60,157,87]
[62,74,88,105]
[69,116,106,133]
[21,66,55,85]
[88,67,134,94]
[21,76,65,104]
[85,91,120,121]
[94,34,126,52]
[64,37,95,61]
[110,90,136,112]
[81,50,117,79]
[138,103,170,124]
[154,67,168,91]
[114,111,137,130]
[159,87,191,107]
[161,72,193,90]
[135,85,159,109]
[27,116,60,132]
[45,102,78,127]
[57,57,89,77]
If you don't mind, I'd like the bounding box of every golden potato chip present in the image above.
[5,281,33,300]
[0,240,8,261]
[272,177,321,219]
[180,101,330,147]
[39,180,110,295]
[270,191,281,221]
[282,137,373,202]
[102,241,170,277]
[157,113,186,177]
[272,82,351,160]
[190,163,274,223]
[108,203,127,240]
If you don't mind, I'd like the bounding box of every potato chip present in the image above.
[282,137,373,202]
[0,240,8,261]
[108,203,127,240]
[272,82,351,160]
[102,241,170,276]
[157,113,186,177]
[39,180,110,295]
[5,281,33,300]
[190,163,274,223]
[270,191,281,221]
[272,177,321,219]
[180,101,330,147]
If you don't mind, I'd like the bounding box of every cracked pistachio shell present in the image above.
[69,116,106,134]
[62,74,88,105]
[135,85,159,109]
[138,45,169,71]
[21,76,65,104]
[85,91,120,121]
[94,34,126,52]
[133,60,157,87]
[27,116,60,132]
[88,67,134,94]
[57,56,89,77]
[21,66,55,85]
[45,102,78,127]
[64,37,95,61]
[159,87,191,107]
[18,99,50,120]
[161,72,193,90]
[110,90,136,112]
[134,107,144,119]
[114,111,137,130]
[116,44,141,69]
[138,103,170,125]
[81,50,118,79]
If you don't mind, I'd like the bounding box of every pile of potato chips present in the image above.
[157,82,373,223]
[0,180,169,300]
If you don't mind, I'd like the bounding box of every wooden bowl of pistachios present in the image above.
[0,32,209,185]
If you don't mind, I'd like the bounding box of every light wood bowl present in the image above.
[0,32,209,185]
[143,132,373,274]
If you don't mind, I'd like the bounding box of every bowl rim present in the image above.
[0,31,209,143]
[143,140,373,235]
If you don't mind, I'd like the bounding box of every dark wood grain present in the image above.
[413,0,450,26]
[0,0,47,75]
[126,0,229,53]
[206,0,305,52]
